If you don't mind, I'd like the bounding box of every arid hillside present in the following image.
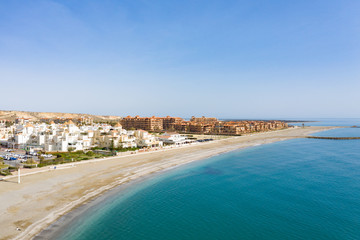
[0,110,122,122]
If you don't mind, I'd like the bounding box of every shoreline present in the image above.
[34,161,198,240]
[0,126,335,240]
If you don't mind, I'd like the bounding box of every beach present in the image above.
[0,126,333,240]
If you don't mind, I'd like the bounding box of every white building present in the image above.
[3,120,194,152]
[134,130,162,148]
[158,132,188,145]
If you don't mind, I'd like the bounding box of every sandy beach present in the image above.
[0,126,334,240]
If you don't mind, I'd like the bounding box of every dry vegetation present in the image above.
[0,110,121,122]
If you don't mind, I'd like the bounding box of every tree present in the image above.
[68,147,75,152]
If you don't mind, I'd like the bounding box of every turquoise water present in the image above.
[291,118,360,127]
[54,124,360,240]
[313,128,360,137]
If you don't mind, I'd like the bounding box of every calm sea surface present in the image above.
[55,119,360,240]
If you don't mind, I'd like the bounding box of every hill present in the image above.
[0,110,122,122]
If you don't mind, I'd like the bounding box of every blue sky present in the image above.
[1,0,359,119]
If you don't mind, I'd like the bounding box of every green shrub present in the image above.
[0,169,11,176]
[23,164,37,168]
[86,151,94,156]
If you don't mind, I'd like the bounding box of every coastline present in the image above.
[0,126,335,240]
[34,165,187,240]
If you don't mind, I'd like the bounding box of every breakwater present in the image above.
[306,136,360,140]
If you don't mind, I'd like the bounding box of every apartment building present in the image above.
[121,116,163,131]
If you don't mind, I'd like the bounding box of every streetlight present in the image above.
[16,163,21,184]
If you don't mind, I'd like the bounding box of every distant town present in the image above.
[0,115,288,150]
[0,115,288,173]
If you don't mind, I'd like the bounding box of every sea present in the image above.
[44,119,360,240]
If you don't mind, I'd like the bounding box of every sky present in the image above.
[0,0,359,119]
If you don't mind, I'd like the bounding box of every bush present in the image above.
[26,159,36,164]
[0,164,9,171]
[54,157,64,164]
[23,164,37,168]
[86,151,94,156]
[0,169,11,176]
